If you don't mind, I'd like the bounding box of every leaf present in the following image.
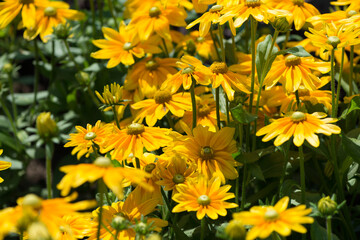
[235,146,275,164]
[277,46,312,57]
[342,135,360,164]
[248,163,265,182]
[311,220,340,240]
[230,104,257,124]
[8,91,48,106]
[256,34,279,80]
[340,96,360,119]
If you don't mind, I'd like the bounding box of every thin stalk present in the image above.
[349,46,354,96]
[89,0,97,38]
[299,145,306,204]
[92,143,99,158]
[231,34,237,64]
[282,30,290,50]
[0,98,18,138]
[190,77,197,130]
[7,72,17,124]
[96,179,106,240]
[112,105,121,129]
[279,143,290,198]
[335,48,345,117]
[210,28,221,60]
[97,0,103,27]
[87,87,100,107]
[248,16,257,113]
[218,24,225,62]
[45,142,54,199]
[166,112,174,129]
[326,217,332,240]
[240,163,247,210]
[74,0,79,9]
[114,230,120,240]
[215,87,221,129]
[295,90,301,109]
[63,39,81,71]
[235,123,243,211]
[200,218,206,240]
[330,49,336,118]
[162,38,169,57]
[33,39,40,106]
[107,0,118,27]
[225,94,230,125]
[160,187,174,222]
[135,157,140,169]
[49,40,56,101]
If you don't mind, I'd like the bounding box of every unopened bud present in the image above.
[225,220,246,240]
[28,222,52,240]
[54,23,71,40]
[318,196,338,216]
[327,36,341,49]
[185,40,196,56]
[3,63,13,73]
[111,216,129,231]
[36,112,58,140]
[75,71,90,86]
[271,17,291,33]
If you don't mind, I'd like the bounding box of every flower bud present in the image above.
[54,23,71,40]
[327,36,341,49]
[146,233,162,240]
[28,222,52,240]
[75,71,90,86]
[3,63,13,74]
[134,222,149,236]
[36,112,58,140]
[111,216,129,231]
[318,196,337,216]
[271,17,291,33]
[185,40,196,56]
[225,220,246,240]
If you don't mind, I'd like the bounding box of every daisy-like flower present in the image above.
[96,82,128,110]
[57,156,153,199]
[88,186,168,240]
[264,55,331,93]
[306,11,349,30]
[64,121,112,160]
[172,176,238,219]
[0,149,11,183]
[91,22,148,68]
[102,123,174,160]
[131,89,192,127]
[256,111,341,147]
[127,57,178,98]
[23,0,84,42]
[234,196,313,239]
[331,0,360,12]
[130,2,187,41]
[209,61,251,101]
[161,55,212,93]
[270,0,319,30]
[173,125,238,183]
[56,215,95,240]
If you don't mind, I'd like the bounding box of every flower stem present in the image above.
[190,77,197,130]
[33,39,40,106]
[162,38,169,57]
[7,72,18,124]
[47,40,56,102]
[0,97,18,139]
[107,0,118,27]
[240,162,247,210]
[215,87,221,129]
[349,46,354,96]
[166,112,174,129]
[135,157,140,169]
[218,24,225,62]
[200,217,206,240]
[330,49,336,118]
[335,48,345,117]
[90,0,97,38]
[282,30,290,50]
[326,216,332,240]
[279,142,290,198]
[97,0,104,27]
[96,179,106,240]
[299,145,305,204]
[225,95,230,125]
[63,39,81,71]
[160,187,174,222]
[112,105,121,129]
[45,142,54,199]
[248,16,257,113]
[210,28,221,61]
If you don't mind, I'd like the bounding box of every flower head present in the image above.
[0,149,11,183]
[36,112,58,140]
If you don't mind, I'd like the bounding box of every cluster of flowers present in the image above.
[1,0,360,239]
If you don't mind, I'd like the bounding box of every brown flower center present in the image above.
[145,60,159,71]
[145,163,156,173]
[154,90,172,104]
[285,55,301,67]
[245,0,261,8]
[149,6,161,18]
[210,62,228,74]
[84,132,97,140]
[197,195,211,206]
[20,0,34,4]
[198,104,212,118]
[122,42,133,51]
[94,157,112,167]
[290,111,307,122]
[127,123,145,135]
[292,0,304,6]
[209,5,223,13]
[264,209,279,221]
[200,146,214,160]
[173,174,185,184]
[44,6,57,17]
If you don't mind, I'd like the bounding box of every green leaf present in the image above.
[230,104,257,124]
[342,135,360,164]
[9,91,48,106]
[0,132,18,151]
[255,34,279,80]
[277,46,312,57]
[311,220,339,240]
[249,163,265,182]
[340,96,360,119]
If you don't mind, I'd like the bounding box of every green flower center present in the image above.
[327,36,341,48]
[285,54,301,67]
[123,42,133,51]
[292,0,304,6]
[197,195,211,206]
[149,6,161,18]
[181,66,195,75]
[84,132,97,140]
[346,10,358,18]
[44,6,57,17]
[209,5,223,13]
[290,111,307,122]
[154,90,172,104]
[210,62,228,74]
[145,163,156,173]
[127,123,145,135]
[173,174,185,184]
[200,146,214,160]
[196,37,205,43]
[94,157,112,167]
[22,194,42,209]
[245,0,261,8]
[145,60,159,71]
[264,209,279,220]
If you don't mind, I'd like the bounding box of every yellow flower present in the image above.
[96,83,126,109]
[161,55,212,93]
[88,187,168,240]
[306,11,348,30]
[331,0,360,12]
[36,112,58,140]
[91,22,146,68]
[209,61,251,101]
[270,0,319,30]
[228,52,252,75]
[127,57,178,98]
[172,176,238,219]
[102,123,174,161]
[64,121,112,160]
[256,111,341,147]
[173,125,238,183]
[130,2,187,41]
[264,55,330,93]
[23,0,84,42]
[55,215,95,240]
[57,157,153,199]
[0,149,11,183]
[233,196,314,240]
[131,89,192,127]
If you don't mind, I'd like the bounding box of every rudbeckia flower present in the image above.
[173,125,238,183]
[0,149,11,183]
[233,196,314,239]
[64,121,113,160]
[131,89,192,127]
[264,55,331,93]
[56,215,95,240]
[306,11,349,30]
[91,22,148,68]
[331,0,360,12]
[102,123,174,160]
[57,156,153,199]
[88,186,168,240]
[23,0,84,42]
[256,111,341,147]
[172,176,238,219]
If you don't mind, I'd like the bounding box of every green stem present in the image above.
[200,217,206,240]
[279,142,290,198]
[74,0,79,9]
[107,0,118,27]
[135,157,140,169]
[335,48,345,117]
[63,39,81,71]
[92,143,99,158]
[160,187,174,222]
[282,30,290,50]
[162,38,169,57]
[295,90,301,109]
[299,145,306,204]
[231,34,237,65]
[33,39,40,106]
[330,49,336,118]
[90,0,97,38]
[349,46,354,96]
[248,16,257,113]
[218,24,225,62]
[87,87,100,107]
[240,162,247,210]
[225,94,230,125]
[215,87,221,129]
[190,77,197,130]
[210,28,221,61]
[112,105,121,129]
[0,98,18,138]
[7,72,17,124]
[166,112,174,129]
[48,40,56,102]
[45,142,54,199]
[236,123,243,211]
[326,217,332,240]
[97,0,104,27]
[96,179,106,240]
